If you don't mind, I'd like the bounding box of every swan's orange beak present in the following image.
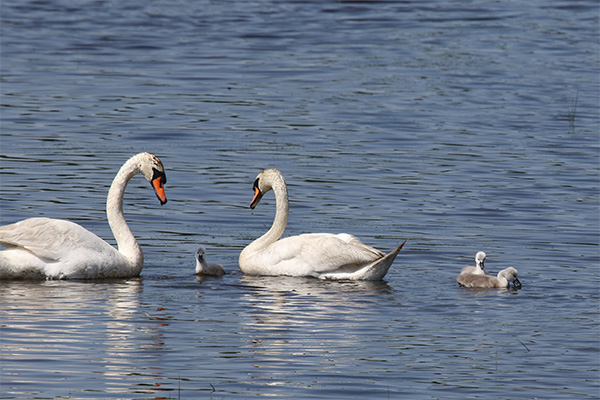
[250,186,263,209]
[152,176,167,205]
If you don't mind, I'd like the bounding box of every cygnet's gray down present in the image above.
[457,267,521,289]
[195,247,225,276]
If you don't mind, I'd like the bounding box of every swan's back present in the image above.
[240,232,385,277]
[0,217,130,279]
[0,218,111,260]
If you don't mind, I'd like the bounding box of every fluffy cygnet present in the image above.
[195,247,224,276]
[457,267,521,289]
[459,251,486,276]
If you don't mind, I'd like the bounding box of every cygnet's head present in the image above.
[499,267,521,289]
[475,251,486,269]
[195,247,206,262]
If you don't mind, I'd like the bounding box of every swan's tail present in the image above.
[320,239,408,281]
[359,239,408,281]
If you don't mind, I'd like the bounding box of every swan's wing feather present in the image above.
[310,233,384,273]
[261,233,384,275]
[0,217,110,261]
[320,239,407,280]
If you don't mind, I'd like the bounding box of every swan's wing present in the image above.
[0,217,111,261]
[319,239,407,280]
[310,233,385,273]
[258,233,385,275]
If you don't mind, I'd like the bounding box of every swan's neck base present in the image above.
[239,174,289,269]
[106,154,144,270]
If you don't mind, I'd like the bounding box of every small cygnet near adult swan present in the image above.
[457,267,521,289]
[195,247,225,276]
[0,152,167,280]
[238,168,408,280]
[459,251,486,276]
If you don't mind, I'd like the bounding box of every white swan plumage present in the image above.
[457,267,521,289]
[0,152,167,280]
[238,168,407,280]
[459,251,486,276]
[195,246,225,276]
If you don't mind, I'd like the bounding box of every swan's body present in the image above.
[457,267,521,289]
[459,251,486,276]
[238,168,407,280]
[195,247,225,276]
[0,152,167,280]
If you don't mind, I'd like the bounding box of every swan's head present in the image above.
[499,267,521,289]
[137,152,167,205]
[475,251,486,269]
[196,247,206,262]
[250,168,284,209]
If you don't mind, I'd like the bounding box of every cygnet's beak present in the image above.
[513,277,522,289]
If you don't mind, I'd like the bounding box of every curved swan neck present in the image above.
[106,155,143,269]
[245,174,289,255]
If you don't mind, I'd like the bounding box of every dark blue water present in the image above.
[1,1,598,399]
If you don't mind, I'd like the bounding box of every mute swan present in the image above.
[195,247,225,276]
[459,251,486,275]
[457,267,521,289]
[0,152,167,280]
[238,168,407,280]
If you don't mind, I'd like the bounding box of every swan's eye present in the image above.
[253,178,260,190]
[152,168,167,185]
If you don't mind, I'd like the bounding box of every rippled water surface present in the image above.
[1,0,599,399]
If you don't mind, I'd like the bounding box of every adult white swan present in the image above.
[238,168,407,280]
[0,152,167,280]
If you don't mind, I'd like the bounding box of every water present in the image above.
[1,0,598,398]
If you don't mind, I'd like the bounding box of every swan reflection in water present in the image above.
[236,275,395,384]
[0,279,173,397]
